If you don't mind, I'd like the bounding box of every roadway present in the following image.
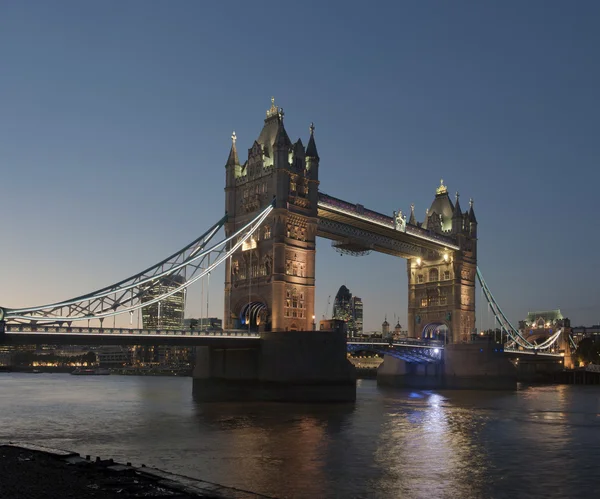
[0,326,260,348]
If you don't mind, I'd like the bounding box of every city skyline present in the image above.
[2,1,599,331]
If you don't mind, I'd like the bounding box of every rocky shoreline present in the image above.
[0,443,272,499]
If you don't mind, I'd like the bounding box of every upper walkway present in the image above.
[317,193,459,258]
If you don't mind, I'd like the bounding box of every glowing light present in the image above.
[416,258,422,266]
[433,348,439,354]
[443,253,449,262]
[242,237,257,251]
[436,179,448,195]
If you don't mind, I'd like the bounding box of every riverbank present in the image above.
[0,443,271,499]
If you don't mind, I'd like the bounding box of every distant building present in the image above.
[0,345,12,366]
[96,346,130,367]
[141,275,185,330]
[393,321,408,339]
[183,318,222,330]
[571,325,600,344]
[332,285,363,336]
[518,309,570,345]
[139,275,186,365]
[382,317,390,337]
[352,297,363,336]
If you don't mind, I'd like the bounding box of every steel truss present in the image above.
[317,218,425,258]
[347,342,442,364]
[476,267,564,352]
[3,202,274,324]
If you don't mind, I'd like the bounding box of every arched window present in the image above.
[429,268,439,282]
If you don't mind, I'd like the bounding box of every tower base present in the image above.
[377,343,517,390]
[192,330,356,402]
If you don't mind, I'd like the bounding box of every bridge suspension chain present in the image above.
[476,267,564,352]
[3,201,274,324]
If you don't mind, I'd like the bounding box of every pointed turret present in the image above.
[408,203,417,225]
[226,131,240,168]
[292,138,304,153]
[424,179,454,233]
[305,122,320,184]
[452,191,462,234]
[452,191,462,217]
[306,122,319,159]
[468,198,477,223]
[382,315,390,337]
[468,198,477,238]
[225,131,242,215]
[273,109,291,151]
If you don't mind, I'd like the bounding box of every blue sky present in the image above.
[1,1,599,330]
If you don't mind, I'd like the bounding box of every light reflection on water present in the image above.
[1,374,600,498]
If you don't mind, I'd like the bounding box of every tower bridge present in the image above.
[0,98,573,399]
[223,98,476,344]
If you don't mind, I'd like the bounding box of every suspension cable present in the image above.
[5,202,274,323]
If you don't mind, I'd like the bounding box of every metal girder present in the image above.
[3,202,274,324]
[317,218,425,258]
[317,193,459,256]
[347,343,441,364]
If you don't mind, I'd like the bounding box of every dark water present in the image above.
[1,374,599,498]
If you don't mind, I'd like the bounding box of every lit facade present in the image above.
[139,275,186,365]
[332,286,363,336]
[353,296,363,335]
[224,99,319,331]
[141,275,185,329]
[183,318,223,330]
[407,181,477,342]
[518,310,569,345]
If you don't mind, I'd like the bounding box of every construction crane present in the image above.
[323,295,331,320]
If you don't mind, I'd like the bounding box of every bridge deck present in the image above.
[1,326,260,347]
[317,193,459,258]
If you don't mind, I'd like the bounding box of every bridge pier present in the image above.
[377,343,516,390]
[192,330,356,402]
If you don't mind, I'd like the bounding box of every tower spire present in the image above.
[436,179,448,195]
[306,122,319,158]
[225,130,240,167]
[453,191,462,218]
[408,203,416,225]
[266,96,279,118]
[468,198,477,223]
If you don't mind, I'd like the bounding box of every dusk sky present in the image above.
[2,1,599,331]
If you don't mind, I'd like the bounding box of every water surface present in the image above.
[1,373,599,498]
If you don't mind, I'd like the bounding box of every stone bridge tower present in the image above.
[407,180,477,343]
[224,99,319,332]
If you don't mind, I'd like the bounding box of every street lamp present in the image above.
[312,315,316,331]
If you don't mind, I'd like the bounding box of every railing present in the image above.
[4,324,260,338]
[503,347,565,358]
[347,336,444,349]
[317,193,459,249]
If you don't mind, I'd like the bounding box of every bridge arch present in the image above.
[421,322,450,342]
[233,296,269,331]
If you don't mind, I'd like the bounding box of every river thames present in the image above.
[1,373,599,498]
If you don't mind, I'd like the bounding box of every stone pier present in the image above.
[377,343,517,390]
[192,330,356,402]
